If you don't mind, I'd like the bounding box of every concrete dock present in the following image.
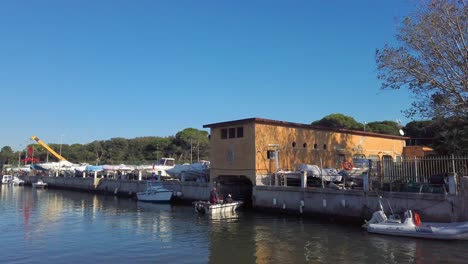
[24,176,468,222]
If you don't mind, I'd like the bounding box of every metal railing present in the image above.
[381,155,468,183]
[371,155,467,193]
[259,155,468,194]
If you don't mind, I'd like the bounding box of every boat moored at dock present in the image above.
[136,181,173,202]
[32,180,48,188]
[2,175,13,184]
[12,176,25,185]
[364,199,468,240]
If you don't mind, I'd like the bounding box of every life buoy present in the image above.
[343,161,354,170]
[414,212,422,227]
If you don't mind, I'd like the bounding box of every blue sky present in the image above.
[1,0,416,151]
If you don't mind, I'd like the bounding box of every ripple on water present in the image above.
[2,187,468,263]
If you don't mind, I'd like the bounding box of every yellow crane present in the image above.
[31,135,68,162]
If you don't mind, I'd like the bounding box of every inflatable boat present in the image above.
[364,201,468,240]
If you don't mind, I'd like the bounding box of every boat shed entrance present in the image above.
[214,175,253,208]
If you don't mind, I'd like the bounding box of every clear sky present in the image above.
[1,0,416,151]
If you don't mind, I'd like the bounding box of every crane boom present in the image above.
[31,135,67,162]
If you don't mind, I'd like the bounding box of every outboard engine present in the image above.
[368,210,388,224]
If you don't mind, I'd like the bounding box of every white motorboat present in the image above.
[364,199,468,240]
[136,181,173,202]
[2,175,13,184]
[32,180,48,188]
[193,200,243,216]
[165,160,210,182]
[11,176,25,186]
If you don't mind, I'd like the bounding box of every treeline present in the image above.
[1,114,466,167]
[312,114,468,155]
[0,128,210,166]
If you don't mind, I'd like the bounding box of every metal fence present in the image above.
[381,155,468,183]
[374,155,468,193]
[259,155,468,194]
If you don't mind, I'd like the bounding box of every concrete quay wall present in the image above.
[24,176,468,222]
[25,176,211,201]
[253,177,468,222]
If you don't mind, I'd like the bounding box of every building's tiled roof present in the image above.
[203,117,409,140]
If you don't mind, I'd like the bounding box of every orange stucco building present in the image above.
[203,118,408,185]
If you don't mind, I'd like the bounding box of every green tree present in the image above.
[376,0,467,119]
[404,120,436,146]
[142,137,172,163]
[0,146,15,165]
[432,117,468,155]
[312,113,363,130]
[366,121,401,136]
[174,128,210,163]
[105,138,129,164]
[0,127,211,165]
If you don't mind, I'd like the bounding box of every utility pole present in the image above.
[60,134,64,156]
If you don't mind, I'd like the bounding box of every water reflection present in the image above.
[2,186,468,263]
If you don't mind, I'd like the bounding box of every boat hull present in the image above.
[194,201,243,215]
[136,190,173,202]
[137,181,174,202]
[32,181,48,188]
[2,175,13,184]
[367,222,468,240]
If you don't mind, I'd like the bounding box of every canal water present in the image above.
[1,185,467,264]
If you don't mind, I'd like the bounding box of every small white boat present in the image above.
[193,200,243,215]
[32,180,48,188]
[364,199,468,240]
[11,176,25,186]
[136,181,173,202]
[2,175,13,184]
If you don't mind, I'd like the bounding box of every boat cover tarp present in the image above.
[85,165,103,172]
[30,164,48,171]
[296,164,342,182]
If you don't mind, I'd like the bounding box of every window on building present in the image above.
[323,144,327,150]
[382,155,393,161]
[236,127,244,138]
[221,129,227,139]
[352,154,366,167]
[368,155,380,169]
[353,154,366,160]
[336,154,346,167]
[368,155,380,162]
[267,150,277,160]
[314,143,317,149]
[292,142,296,148]
[228,128,236,138]
[303,143,307,148]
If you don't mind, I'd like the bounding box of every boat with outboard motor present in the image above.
[193,200,243,215]
[364,198,468,240]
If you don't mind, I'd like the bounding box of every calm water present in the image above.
[1,185,467,264]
